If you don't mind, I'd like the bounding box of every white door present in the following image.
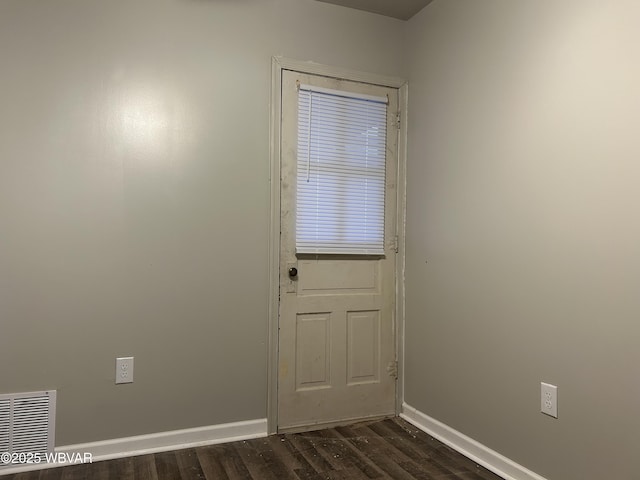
[278,70,398,431]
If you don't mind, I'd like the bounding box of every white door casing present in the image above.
[277,69,399,431]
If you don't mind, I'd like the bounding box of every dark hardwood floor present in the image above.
[4,417,503,480]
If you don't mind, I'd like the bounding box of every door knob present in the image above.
[288,267,298,278]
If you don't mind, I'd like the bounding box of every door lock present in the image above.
[286,262,298,293]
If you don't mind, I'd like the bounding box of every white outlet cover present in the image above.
[115,357,134,384]
[540,382,558,418]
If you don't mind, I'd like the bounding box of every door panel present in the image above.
[278,70,398,431]
[298,259,379,293]
[347,310,380,385]
[295,313,332,390]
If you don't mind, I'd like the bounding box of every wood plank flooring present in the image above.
[3,417,503,480]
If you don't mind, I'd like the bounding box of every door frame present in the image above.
[268,56,408,434]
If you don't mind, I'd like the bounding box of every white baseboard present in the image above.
[0,418,267,477]
[401,403,547,480]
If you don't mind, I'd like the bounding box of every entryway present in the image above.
[271,62,406,432]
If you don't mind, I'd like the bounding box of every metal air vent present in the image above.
[0,391,56,468]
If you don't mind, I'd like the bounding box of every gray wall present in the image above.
[404,1,640,479]
[0,0,405,445]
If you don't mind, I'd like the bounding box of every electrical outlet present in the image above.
[540,382,557,418]
[115,357,134,384]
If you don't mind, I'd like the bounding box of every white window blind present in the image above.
[296,84,388,255]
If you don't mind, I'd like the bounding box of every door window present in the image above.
[296,84,388,255]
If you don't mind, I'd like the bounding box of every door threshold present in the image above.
[278,413,395,434]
